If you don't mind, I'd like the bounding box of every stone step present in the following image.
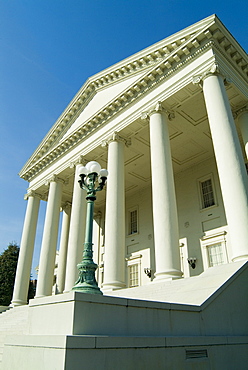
[0,317,28,325]
[107,261,247,305]
[0,305,30,368]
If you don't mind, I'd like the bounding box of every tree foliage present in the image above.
[28,278,35,301]
[0,243,19,306]
[0,243,36,306]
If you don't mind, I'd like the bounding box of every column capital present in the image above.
[192,62,231,87]
[24,190,43,201]
[94,211,102,219]
[141,101,175,121]
[61,201,72,212]
[69,155,85,168]
[45,174,65,186]
[233,104,248,119]
[101,131,131,148]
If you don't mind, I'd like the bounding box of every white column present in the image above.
[237,107,248,159]
[202,70,248,261]
[11,192,40,306]
[102,133,126,291]
[56,202,71,293]
[35,176,63,298]
[149,103,182,280]
[64,163,87,292]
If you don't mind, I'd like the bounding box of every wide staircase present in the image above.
[107,260,247,305]
[0,305,29,369]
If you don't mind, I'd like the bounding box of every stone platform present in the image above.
[1,261,248,369]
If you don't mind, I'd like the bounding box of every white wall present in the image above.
[93,156,233,286]
[175,156,228,275]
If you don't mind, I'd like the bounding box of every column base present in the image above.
[153,269,182,282]
[10,299,27,307]
[102,281,126,293]
[34,294,47,299]
[232,255,248,262]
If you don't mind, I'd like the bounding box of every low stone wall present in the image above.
[3,334,248,370]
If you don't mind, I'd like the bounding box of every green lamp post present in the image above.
[72,161,108,295]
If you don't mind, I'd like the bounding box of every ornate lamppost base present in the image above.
[72,260,103,295]
[72,283,103,295]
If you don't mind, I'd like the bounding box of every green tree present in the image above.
[0,243,19,306]
[28,278,36,301]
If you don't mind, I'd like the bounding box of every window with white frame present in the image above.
[128,208,138,235]
[126,253,141,288]
[129,263,139,287]
[200,228,228,270]
[199,176,216,209]
[207,243,224,267]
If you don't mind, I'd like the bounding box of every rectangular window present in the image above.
[200,178,215,208]
[207,243,224,267]
[129,208,138,235]
[129,264,139,287]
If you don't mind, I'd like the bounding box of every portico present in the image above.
[11,14,248,306]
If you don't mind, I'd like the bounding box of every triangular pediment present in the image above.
[20,14,248,180]
[56,70,149,145]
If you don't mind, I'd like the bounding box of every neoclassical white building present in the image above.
[1,15,248,369]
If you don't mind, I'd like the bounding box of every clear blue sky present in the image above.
[1,0,247,277]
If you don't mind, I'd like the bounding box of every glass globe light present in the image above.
[99,169,108,178]
[86,161,101,174]
[78,166,88,176]
[86,161,98,170]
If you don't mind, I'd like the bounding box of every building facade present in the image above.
[11,14,248,307]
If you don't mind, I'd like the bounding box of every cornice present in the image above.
[20,15,247,182]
